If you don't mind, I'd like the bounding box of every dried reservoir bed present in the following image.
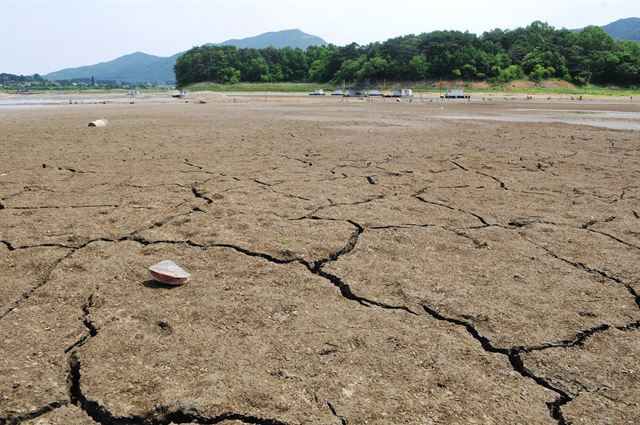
[1,98,639,425]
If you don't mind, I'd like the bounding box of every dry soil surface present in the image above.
[1,98,639,425]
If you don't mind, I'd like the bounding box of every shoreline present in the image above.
[1,89,638,105]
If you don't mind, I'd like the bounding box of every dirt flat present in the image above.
[1,98,639,425]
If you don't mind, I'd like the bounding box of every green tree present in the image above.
[497,65,524,82]
[333,56,366,83]
[408,54,429,80]
[357,56,389,81]
[221,67,241,83]
[529,64,554,82]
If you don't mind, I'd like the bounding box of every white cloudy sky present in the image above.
[1,0,638,74]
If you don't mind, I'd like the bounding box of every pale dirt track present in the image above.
[1,98,639,425]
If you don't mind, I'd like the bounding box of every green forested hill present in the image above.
[175,21,640,87]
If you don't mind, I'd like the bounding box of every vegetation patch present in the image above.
[175,22,640,88]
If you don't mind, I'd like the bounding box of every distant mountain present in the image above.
[45,52,181,83]
[601,18,640,42]
[574,17,640,42]
[214,29,327,49]
[44,29,327,83]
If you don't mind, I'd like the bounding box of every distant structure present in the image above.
[342,83,369,97]
[385,88,413,98]
[441,89,470,99]
[341,81,389,98]
[343,88,366,97]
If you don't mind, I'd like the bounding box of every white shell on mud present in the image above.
[88,119,109,127]
[148,260,190,286]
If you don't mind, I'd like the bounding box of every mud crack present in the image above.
[68,353,288,425]
[0,247,75,320]
[303,220,417,313]
[474,170,508,190]
[0,200,208,320]
[446,159,507,189]
[6,204,121,210]
[183,159,216,175]
[326,401,347,425]
[585,228,640,251]
[450,160,468,171]
[420,303,570,424]
[522,235,640,311]
[282,154,312,167]
[414,194,490,226]
[129,225,417,315]
[64,292,99,354]
[311,220,363,271]
[0,240,14,251]
[191,185,214,204]
[0,401,70,425]
[294,195,386,220]
[61,281,287,425]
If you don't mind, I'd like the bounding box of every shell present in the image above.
[148,260,190,286]
[88,119,109,127]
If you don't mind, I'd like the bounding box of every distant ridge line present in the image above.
[44,29,328,83]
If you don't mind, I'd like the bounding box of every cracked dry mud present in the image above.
[1,99,639,425]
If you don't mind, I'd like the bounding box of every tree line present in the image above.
[1,73,46,84]
[174,21,640,87]
[0,73,146,90]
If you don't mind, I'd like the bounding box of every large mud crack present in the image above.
[523,235,640,311]
[67,353,289,425]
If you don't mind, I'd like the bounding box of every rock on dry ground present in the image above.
[0,98,639,424]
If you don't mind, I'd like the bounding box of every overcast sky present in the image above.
[1,0,638,75]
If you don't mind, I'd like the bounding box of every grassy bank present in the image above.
[4,80,635,97]
[183,80,637,96]
[184,82,329,93]
[412,85,638,96]
[0,87,170,95]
